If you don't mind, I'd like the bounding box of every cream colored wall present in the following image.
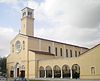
[21,17,34,36]
[39,57,78,71]
[7,34,29,78]
[41,40,53,52]
[28,37,88,58]
[28,51,36,79]
[78,45,100,79]
[38,44,100,79]
[28,37,39,51]
[28,51,55,78]
[54,42,64,57]
[35,54,54,60]
[7,33,100,79]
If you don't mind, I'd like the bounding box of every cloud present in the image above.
[33,0,100,47]
[0,0,18,4]
[1,0,100,57]
[35,23,100,47]
[40,0,100,28]
[0,27,17,57]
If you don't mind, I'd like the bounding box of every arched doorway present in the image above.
[39,66,45,78]
[72,64,80,79]
[46,66,52,78]
[62,65,70,78]
[53,65,61,78]
[10,66,14,77]
[20,65,25,78]
[14,63,20,77]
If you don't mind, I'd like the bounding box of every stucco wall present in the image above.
[78,45,100,79]
[28,37,88,58]
[38,44,100,79]
[7,34,28,78]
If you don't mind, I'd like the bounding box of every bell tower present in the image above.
[21,7,34,36]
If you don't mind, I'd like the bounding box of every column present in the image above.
[44,70,46,78]
[63,45,66,57]
[52,42,55,54]
[61,70,63,78]
[70,68,72,79]
[52,70,54,78]
[38,67,39,78]
[14,66,16,78]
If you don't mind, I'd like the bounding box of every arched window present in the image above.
[23,41,25,50]
[70,50,72,57]
[75,51,77,57]
[91,67,95,75]
[48,46,51,53]
[53,65,61,78]
[23,12,26,17]
[66,49,68,57]
[10,66,14,77]
[60,48,62,56]
[46,66,52,78]
[72,64,80,79]
[28,12,32,16]
[79,51,81,56]
[39,66,45,78]
[55,47,57,56]
[62,65,70,78]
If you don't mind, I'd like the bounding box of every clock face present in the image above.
[15,41,22,53]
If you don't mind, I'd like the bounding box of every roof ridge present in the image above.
[20,33,88,49]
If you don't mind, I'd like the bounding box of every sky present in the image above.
[0,0,100,57]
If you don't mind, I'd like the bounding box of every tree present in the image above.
[0,57,7,76]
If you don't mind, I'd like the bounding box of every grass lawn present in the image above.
[29,80,43,81]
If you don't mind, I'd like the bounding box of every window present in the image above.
[66,49,68,57]
[10,70,14,77]
[75,51,77,57]
[15,41,21,53]
[12,44,14,53]
[55,47,57,56]
[23,41,25,50]
[60,48,62,56]
[70,50,72,57]
[79,51,80,55]
[28,12,32,16]
[91,67,95,75]
[48,46,51,53]
[23,12,26,16]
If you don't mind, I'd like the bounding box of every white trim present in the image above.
[63,45,66,57]
[52,42,55,54]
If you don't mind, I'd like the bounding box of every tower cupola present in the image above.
[21,7,34,36]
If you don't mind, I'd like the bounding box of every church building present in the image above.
[7,7,100,80]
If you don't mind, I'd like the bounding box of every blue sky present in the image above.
[0,0,100,57]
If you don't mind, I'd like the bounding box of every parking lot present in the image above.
[0,76,7,81]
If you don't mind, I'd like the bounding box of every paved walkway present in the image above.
[7,78,100,81]
[7,78,13,81]
[35,78,100,81]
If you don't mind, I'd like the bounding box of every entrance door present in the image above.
[10,70,14,77]
[72,64,80,79]
[20,70,25,77]
[17,68,19,77]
